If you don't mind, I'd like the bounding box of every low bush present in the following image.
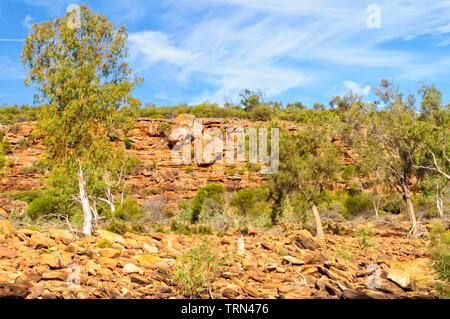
[172,240,223,297]
[123,137,132,150]
[191,184,225,222]
[344,193,372,216]
[26,196,62,220]
[170,220,213,236]
[114,198,142,221]
[429,222,450,298]
[230,187,272,218]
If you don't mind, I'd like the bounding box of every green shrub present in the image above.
[26,196,61,220]
[333,243,354,261]
[97,239,113,248]
[69,211,84,229]
[224,165,237,175]
[172,240,222,297]
[248,104,274,121]
[169,220,213,236]
[146,188,159,195]
[341,165,354,180]
[114,198,142,221]
[247,163,261,172]
[344,193,372,216]
[356,226,375,252]
[191,184,225,222]
[383,193,403,214]
[230,187,271,218]
[107,220,129,235]
[164,209,175,218]
[184,166,193,174]
[0,138,12,154]
[198,197,226,224]
[160,122,172,132]
[0,105,41,124]
[429,222,450,298]
[123,137,132,150]
[13,190,45,204]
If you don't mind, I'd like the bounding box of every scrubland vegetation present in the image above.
[0,5,448,299]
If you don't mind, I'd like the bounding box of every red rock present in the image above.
[0,247,17,259]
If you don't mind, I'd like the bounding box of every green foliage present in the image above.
[325,221,345,235]
[21,6,142,234]
[159,122,172,132]
[114,198,142,221]
[146,188,159,195]
[344,193,372,217]
[270,119,343,224]
[106,220,129,235]
[97,239,113,248]
[240,89,263,111]
[26,196,62,220]
[0,105,41,124]
[341,165,354,180]
[191,183,225,222]
[333,243,354,261]
[0,138,12,154]
[248,104,274,121]
[356,226,375,252]
[382,193,404,214]
[164,209,175,218]
[123,137,132,150]
[429,222,450,298]
[12,190,46,204]
[224,165,237,175]
[172,240,222,297]
[170,220,213,236]
[230,187,271,218]
[184,166,193,174]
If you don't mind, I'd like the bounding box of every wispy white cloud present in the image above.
[343,81,371,96]
[0,57,25,80]
[21,14,33,29]
[128,0,450,104]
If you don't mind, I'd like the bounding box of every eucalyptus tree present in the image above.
[271,114,343,238]
[21,6,142,235]
[364,80,439,237]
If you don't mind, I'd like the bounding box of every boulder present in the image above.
[292,230,319,250]
[97,229,126,246]
[282,256,305,265]
[99,248,121,258]
[48,228,74,245]
[123,263,143,275]
[0,282,30,299]
[41,253,63,269]
[0,247,17,259]
[0,220,14,234]
[387,269,412,290]
[96,257,118,269]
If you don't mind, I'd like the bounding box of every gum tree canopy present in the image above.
[21,6,142,235]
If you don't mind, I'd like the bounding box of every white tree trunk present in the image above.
[310,201,324,239]
[437,198,444,217]
[373,200,379,219]
[78,164,92,236]
[436,185,444,217]
[403,185,417,236]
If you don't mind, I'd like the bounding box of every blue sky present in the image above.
[1,0,450,107]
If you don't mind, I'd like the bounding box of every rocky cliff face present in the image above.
[0,115,292,209]
[1,116,335,211]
